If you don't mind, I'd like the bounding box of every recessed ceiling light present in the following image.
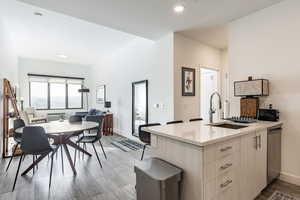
[34,12,43,16]
[174,4,185,13]
[57,54,68,59]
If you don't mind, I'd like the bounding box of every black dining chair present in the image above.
[189,118,203,122]
[166,120,183,125]
[138,123,161,160]
[6,119,25,172]
[69,115,83,123]
[6,119,38,173]
[69,115,89,160]
[12,126,59,191]
[74,117,106,168]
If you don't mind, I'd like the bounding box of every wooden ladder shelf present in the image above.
[2,78,20,158]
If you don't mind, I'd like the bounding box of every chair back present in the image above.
[189,118,203,122]
[138,123,161,144]
[13,119,25,139]
[21,126,52,155]
[95,116,104,141]
[166,120,183,125]
[69,115,83,123]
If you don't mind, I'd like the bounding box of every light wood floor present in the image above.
[0,134,299,200]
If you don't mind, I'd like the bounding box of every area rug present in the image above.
[111,139,144,152]
[268,191,300,200]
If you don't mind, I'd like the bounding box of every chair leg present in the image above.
[141,145,146,161]
[60,145,64,174]
[6,143,18,172]
[22,154,26,161]
[83,143,86,160]
[92,143,102,168]
[12,154,23,191]
[74,145,77,166]
[99,140,107,159]
[35,155,38,169]
[49,153,54,188]
[33,156,35,174]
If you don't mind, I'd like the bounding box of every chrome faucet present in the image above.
[209,92,222,123]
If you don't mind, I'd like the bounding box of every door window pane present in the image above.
[132,81,148,136]
[30,82,48,109]
[50,83,66,109]
[68,84,82,108]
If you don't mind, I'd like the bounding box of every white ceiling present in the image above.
[18,0,283,40]
[180,25,228,49]
[0,0,139,65]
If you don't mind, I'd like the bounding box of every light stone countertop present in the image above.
[144,120,283,147]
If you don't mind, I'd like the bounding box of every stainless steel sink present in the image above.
[207,123,248,129]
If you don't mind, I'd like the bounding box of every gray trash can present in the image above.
[134,158,183,200]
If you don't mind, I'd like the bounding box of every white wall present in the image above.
[228,0,300,185]
[90,33,174,139]
[0,18,18,83]
[0,16,18,155]
[174,33,222,121]
[18,58,92,114]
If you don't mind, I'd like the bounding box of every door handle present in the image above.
[258,135,262,149]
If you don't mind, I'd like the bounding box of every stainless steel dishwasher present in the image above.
[267,125,282,184]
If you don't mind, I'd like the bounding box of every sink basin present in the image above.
[208,123,248,129]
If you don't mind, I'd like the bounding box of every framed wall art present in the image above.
[96,85,106,104]
[182,67,195,96]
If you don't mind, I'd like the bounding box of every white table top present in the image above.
[15,120,99,135]
[144,120,283,147]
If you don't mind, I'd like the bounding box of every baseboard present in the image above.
[280,172,300,186]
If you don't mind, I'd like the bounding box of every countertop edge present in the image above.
[144,121,283,147]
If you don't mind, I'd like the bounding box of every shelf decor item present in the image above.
[96,85,106,104]
[234,78,269,97]
[182,67,195,96]
[104,101,111,113]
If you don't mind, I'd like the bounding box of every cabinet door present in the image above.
[241,132,257,200]
[255,130,267,193]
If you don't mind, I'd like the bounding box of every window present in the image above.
[50,83,66,109]
[29,74,83,110]
[68,84,82,108]
[30,82,48,109]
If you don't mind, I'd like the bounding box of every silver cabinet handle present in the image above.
[220,146,232,152]
[258,135,262,149]
[220,163,233,170]
[254,136,258,150]
[220,180,233,188]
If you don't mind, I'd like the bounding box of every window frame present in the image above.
[29,75,84,110]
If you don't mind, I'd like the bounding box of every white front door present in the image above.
[200,68,219,122]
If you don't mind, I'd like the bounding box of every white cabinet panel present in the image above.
[256,129,267,192]
[241,129,268,200]
[241,132,257,200]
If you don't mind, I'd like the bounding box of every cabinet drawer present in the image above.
[216,155,235,176]
[204,171,237,200]
[216,185,235,200]
[216,171,235,194]
[216,138,240,158]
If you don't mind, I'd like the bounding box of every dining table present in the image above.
[15,120,99,175]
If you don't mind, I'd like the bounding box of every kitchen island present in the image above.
[144,120,282,200]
